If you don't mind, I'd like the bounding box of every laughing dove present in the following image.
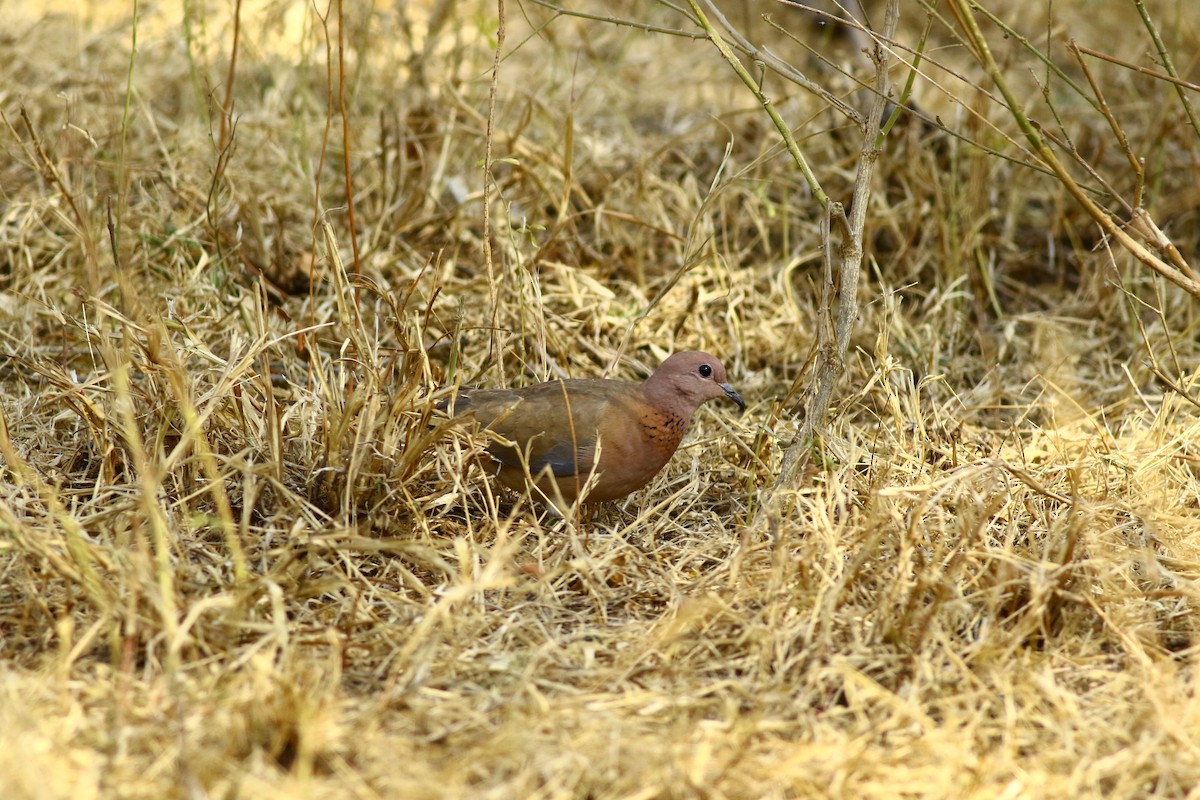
[443,351,745,506]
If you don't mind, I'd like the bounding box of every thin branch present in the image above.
[1074,43,1200,93]
[687,0,828,208]
[336,0,362,292]
[764,0,900,515]
[529,0,706,39]
[1133,0,1200,142]
[482,0,508,383]
[948,0,1200,301]
[219,0,242,153]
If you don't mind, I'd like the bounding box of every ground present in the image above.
[3,0,1200,797]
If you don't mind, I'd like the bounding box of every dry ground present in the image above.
[4,0,1200,797]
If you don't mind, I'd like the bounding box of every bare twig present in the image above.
[336,0,362,291]
[687,0,829,207]
[770,0,898,504]
[948,0,1200,300]
[218,0,242,153]
[1133,0,1200,142]
[1074,43,1200,93]
[482,0,507,383]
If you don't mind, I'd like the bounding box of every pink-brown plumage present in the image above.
[444,351,745,505]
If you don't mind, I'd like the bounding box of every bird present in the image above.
[441,351,745,507]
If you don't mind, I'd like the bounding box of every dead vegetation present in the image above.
[3,0,1200,797]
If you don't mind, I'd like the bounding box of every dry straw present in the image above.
[2,0,1200,797]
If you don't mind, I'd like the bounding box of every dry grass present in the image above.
[3,0,1200,797]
